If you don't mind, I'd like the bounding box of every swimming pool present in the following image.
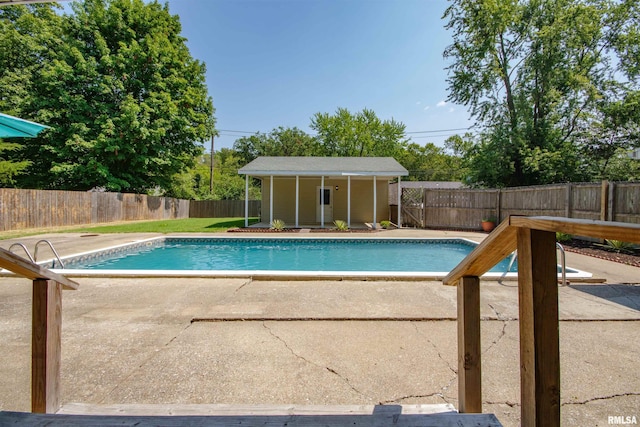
[50,236,588,280]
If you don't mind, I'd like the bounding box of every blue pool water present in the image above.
[63,237,517,273]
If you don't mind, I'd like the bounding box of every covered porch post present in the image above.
[295,175,299,228]
[244,175,249,227]
[397,176,402,228]
[320,175,325,228]
[269,175,274,226]
[347,175,351,228]
[372,175,377,230]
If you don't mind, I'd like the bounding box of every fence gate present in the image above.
[401,187,425,228]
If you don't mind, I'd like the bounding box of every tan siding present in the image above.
[298,178,317,224]
[259,176,391,226]
[272,178,297,223]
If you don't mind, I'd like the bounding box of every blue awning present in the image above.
[0,113,50,138]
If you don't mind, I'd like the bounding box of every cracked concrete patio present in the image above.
[0,231,639,426]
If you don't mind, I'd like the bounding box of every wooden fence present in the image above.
[398,181,640,230]
[0,189,189,232]
[0,189,261,232]
[189,199,260,218]
[2,182,637,232]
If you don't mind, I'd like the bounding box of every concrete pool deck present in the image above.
[0,229,639,426]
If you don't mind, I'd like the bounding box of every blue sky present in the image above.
[70,0,474,151]
[166,0,474,151]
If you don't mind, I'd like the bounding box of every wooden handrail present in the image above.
[445,215,640,427]
[0,247,78,290]
[0,246,79,414]
[510,216,640,243]
[443,219,517,286]
[443,216,640,286]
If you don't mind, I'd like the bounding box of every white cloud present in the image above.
[436,100,448,107]
[416,101,422,105]
[423,106,430,111]
[449,107,455,113]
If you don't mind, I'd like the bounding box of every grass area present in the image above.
[64,217,260,233]
[0,218,260,239]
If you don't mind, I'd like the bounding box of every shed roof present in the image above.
[238,157,408,177]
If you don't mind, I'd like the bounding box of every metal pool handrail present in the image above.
[501,242,567,286]
[34,239,65,269]
[8,242,35,263]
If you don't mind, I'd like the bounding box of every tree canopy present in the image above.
[0,0,214,192]
[229,108,464,185]
[310,107,406,158]
[0,4,61,186]
[233,126,319,165]
[444,0,640,187]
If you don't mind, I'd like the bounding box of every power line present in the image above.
[408,133,464,139]
[406,127,472,134]
[217,126,473,138]
[217,129,260,134]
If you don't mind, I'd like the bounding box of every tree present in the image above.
[311,108,407,157]
[4,0,214,192]
[233,126,318,166]
[0,140,31,186]
[0,5,62,185]
[443,0,640,186]
[167,148,260,200]
[578,90,640,179]
[396,142,464,181]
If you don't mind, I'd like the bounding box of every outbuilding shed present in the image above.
[238,157,409,228]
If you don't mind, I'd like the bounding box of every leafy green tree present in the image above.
[578,90,640,179]
[0,5,62,185]
[4,0,214,192]
[0,140,31,186]
[210,148,258,200]
[397,142,464,181]
[443,0,640,186]
[168,148,260,200]
[311,108,406,157]
[445,132,521,187]
[233,126,318,166]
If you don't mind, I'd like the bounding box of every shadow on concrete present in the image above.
[0,409,504,426]
[204,219,253,229]
[569,283,640,312]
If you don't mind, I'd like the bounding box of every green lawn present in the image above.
[63,217,260,234]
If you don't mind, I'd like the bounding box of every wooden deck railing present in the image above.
[0,248,79,414]
[3,217,640,425]
[443,216,640,427]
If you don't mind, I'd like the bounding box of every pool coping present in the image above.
[1,235,594,282]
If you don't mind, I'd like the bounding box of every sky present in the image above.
[72,0,475,152]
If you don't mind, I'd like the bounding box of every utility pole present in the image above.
[209,134,214,194]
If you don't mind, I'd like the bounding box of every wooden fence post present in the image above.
[32,279,62,414]
[608,182,616,221]
[600,181,609,221]
[457,276,482,413]
[422,188,427,229]
[565,183,573,219]
[517,228,560,427]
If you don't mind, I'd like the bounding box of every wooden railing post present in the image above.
[32,279,62,414]
[457,276,482,413]
[516,228,560,427]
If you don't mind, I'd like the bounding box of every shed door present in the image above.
[316,187,333,223]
